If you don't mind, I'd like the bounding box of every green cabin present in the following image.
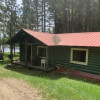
[7,29,100,74]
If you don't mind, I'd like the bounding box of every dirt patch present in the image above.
[0,78,44,100]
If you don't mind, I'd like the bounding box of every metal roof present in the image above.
[7,28,100,47]
[23,29,100,47]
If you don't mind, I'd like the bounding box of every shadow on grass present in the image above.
[0,60,10,65]
[0,53,19,65]
[5,65,64,80]
[4,64,100,85]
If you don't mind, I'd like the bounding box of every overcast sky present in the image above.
[17,0,22,5]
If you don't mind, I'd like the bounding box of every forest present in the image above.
[0,0,100,49]
[0,1,100,99]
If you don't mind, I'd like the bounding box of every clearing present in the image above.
[0,78,43,100]
[0,53,100,100]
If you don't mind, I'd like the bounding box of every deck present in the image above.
[12,60,56,72]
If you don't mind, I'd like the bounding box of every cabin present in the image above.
[6,29,100,76]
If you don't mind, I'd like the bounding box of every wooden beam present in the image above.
[19,43,45,45]
[10,44,13,64]
[25,42,27,67]
[31,44,32,65]
[46,46,48,70]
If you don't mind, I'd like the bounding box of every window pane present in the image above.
[73,50,86,62]
[38,47,46,57]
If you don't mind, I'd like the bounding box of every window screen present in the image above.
[73,50,86,62]
[38,47,46,57]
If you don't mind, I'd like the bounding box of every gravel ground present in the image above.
[0,78,44,100]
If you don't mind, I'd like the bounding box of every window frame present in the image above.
[37,46,46,58]
[70,48,88,65]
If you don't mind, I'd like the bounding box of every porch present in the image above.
[12,60,56,72]
[9,43,56,72]
[6,29,56,72]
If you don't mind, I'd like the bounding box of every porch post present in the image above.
[25,42,27,67]
[19,44,21,61]
[10,44,13,64]
[46,46,48,70]
[31,44,33,65]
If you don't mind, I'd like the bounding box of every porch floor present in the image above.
[12,60,56,72]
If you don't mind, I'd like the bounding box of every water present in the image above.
[1,45,19,53]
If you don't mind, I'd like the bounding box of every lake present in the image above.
[1,45,19,53]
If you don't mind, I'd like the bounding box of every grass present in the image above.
[0,53,100,100]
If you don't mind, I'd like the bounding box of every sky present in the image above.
[17,0,22,5]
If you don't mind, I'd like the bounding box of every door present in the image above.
[27,44,32,63]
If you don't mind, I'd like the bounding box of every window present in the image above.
[70,48,88,65]
[37,46,46,58]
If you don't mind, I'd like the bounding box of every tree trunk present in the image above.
[42,0,44,32]
[14,45,15,56]
[71,0,74,32]
[2,46,4,54]
[36,0,39,31]
[43,0,46,32]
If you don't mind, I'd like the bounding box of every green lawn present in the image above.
[0,53,100,100]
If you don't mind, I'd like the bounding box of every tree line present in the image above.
[0,0,100,47]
